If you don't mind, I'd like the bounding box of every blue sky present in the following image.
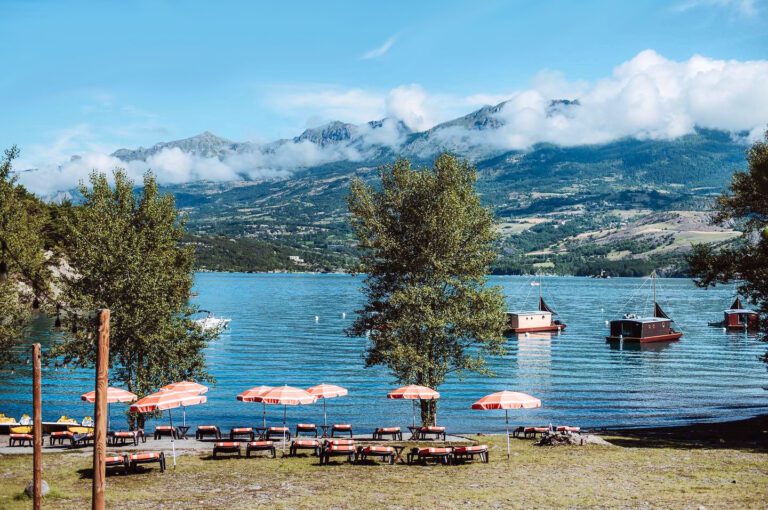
[1,0,766,171]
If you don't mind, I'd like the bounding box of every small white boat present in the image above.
[194,311,231,332]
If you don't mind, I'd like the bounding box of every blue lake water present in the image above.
[1,273,767,434]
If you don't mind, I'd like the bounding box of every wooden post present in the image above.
[32,343,42,510]
[92,309,110,510]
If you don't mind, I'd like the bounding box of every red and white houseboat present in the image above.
[709,298,759,331]
[606,273,682,344]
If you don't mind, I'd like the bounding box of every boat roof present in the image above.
[725,308,757,314]
[612,316,669,324]
[507,310,552,316]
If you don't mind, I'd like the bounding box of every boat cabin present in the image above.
[723,309,759,330]
[607,316,682,343]
[506,310,565,334]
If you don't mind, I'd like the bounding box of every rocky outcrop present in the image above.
[535,432,615,447]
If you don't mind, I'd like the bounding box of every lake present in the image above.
[1,273,767,434]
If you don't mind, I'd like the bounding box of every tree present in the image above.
[346,154,507,425]
[0,146,51,367]
[688,129,768,366]
[52,170,215,424]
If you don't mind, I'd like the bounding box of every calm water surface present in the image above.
[1,274,766,433]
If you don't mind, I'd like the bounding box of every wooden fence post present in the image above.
[92,309,110,510]
[32,343,42,510]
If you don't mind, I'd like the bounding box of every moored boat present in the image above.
[606,272,682,343]
[193,310,231,332]
[708,297,759,331]
[506,278,566,334]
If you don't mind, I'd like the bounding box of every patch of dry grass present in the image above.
[0,436,766,509]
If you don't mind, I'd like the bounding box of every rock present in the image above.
[24,480,49,498]
[535,432,615,447]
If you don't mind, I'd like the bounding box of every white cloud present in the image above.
[360,34,399,60]
[674,0,758,16]
[265,86,385,126]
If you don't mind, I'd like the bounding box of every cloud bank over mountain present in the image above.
[18,50,768,195]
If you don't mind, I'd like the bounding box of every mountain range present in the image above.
[101,100,751,275]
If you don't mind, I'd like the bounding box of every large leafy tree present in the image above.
[688,129,768,366]
[0,146,51,366]
[52,170,214,421]
[346,154,507,425]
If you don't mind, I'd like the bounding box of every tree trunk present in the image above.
[419,399,437,426]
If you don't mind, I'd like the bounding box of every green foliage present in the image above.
[346,154,507,425]
[687,129,768,366]
[0,146,51,366]
[51,170,215,420]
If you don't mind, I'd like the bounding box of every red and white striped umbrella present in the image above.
[237,386,273,428]
[159,381,208,395]
[81,387,137,404]
[130,389,207,468]
[254,386,317,451]
[471,391,542,459]
[388,385,440,427]
[306,384,348,430]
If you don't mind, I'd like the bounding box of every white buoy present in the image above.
[604,320,609,325]
[601,308,604,313]
[342,312,346,319]
[722,327,727,332]
[314,316,319,323]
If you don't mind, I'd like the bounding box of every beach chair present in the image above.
[109,430,140,446]
[330,423,353,438]
[213,441,242,458]
[229,427,255,441]
[407,447,453,465]
[356,445,396,464]
[265,426,291,441]
[452,444,489,463]
[418,425,446,441]
[9,432,34,447]
[246,440,276,458]
[373,426,402,441]
[295,423,318,437]
[556,426,581,433]
[49,430,75,446]
[128,452,166,472]
[72,433,95,448]
[154,425,177,440]
[319,439,356,464]
[195,425,221,440]
[523,427,548,438]
[105,454,129,475]
[289,439,320,457]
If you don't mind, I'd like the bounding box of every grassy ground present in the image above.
[0,434,766,509]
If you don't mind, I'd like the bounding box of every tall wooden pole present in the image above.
[32,343,42,510]
[92,309,110,510]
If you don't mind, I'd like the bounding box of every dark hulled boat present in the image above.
[606,273,682,343]
[708,297,759,331]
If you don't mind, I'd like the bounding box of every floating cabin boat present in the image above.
[606,273,682,343]
[708,298,759,331]
[506,297,566,334]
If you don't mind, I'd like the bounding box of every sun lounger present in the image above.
[154,425,177,440]
[330,423,353,438]
[109,430,142,446]
[229,427,254,441]
[556,426,581,433]
[195,425,221,440]
[295,423,318,437]
[289,439,320,457]
[373,426,402,440]
[246,440,276,458]
[49,430,75,446]
[128,451,166,472]
[72,433,94,448]
[523,426,548,438]
[453,444,489,463]
[320,439,356,464]
[105,454,129,475]
[407,446,453,465]
[356,445,396,464]
[9,433,34,447]
[418,426,446,441]
[213,441,242,458]
[265,426,291,441]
